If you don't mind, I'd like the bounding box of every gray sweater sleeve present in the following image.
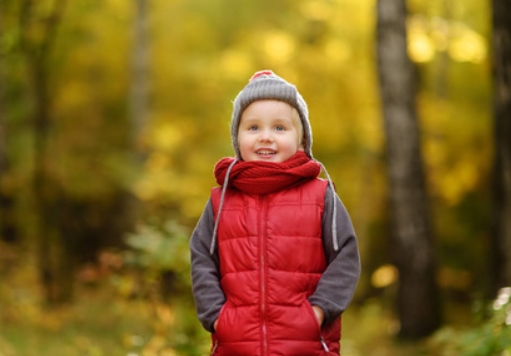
[308,185,361,326]
[189,198,225,333]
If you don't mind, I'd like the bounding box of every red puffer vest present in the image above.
[211,179,341,356]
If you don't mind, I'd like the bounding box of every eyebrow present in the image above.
[239,118,260,126]
[242,116,293,123]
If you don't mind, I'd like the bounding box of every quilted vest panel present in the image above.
[211,179,341,356]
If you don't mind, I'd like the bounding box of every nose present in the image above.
[258,128,274,142]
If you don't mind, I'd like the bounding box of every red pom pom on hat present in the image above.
[249,70,274,81]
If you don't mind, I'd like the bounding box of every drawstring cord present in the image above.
[210,158,238,255]
[210,157,339,254]
[315,160,339,251]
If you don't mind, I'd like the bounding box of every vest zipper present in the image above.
[259,196,269,356]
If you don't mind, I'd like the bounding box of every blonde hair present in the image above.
[292,107,304,147]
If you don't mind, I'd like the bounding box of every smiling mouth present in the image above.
[256,150,276,155]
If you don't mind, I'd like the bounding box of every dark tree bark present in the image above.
[490,0,511,294]
[0,120,18,244]
[0,0,19,244]
[20,0,71,304]
[376,0,442,338]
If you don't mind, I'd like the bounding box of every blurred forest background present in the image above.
[1,0,510,355]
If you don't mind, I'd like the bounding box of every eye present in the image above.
[275,125,285,131]
[248,125,258,131]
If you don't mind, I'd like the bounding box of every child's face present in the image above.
[238,100,304,163]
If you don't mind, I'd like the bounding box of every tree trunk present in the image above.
[130,0,149,160]
[376,0,441,339]
[0,135,18,244]
[20,0,72,305]
[125,0,150,228]
[490,0,511,294]
[0,1,19,244]
[31,60,75,304]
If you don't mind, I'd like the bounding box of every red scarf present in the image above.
[214,151,321,195]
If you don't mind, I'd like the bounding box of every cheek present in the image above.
[237,130,245,145]
[237,132,254,152]
[237,132,245,145]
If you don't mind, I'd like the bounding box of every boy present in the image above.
[190,70,360,355]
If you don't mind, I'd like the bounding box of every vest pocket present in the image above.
[210,339,219,355]
[210,304,226,355]
[304,301,333,354]
[213,302,228,337]
[304,301,322,332]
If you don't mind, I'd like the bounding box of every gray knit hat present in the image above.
[231,70,313,158]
